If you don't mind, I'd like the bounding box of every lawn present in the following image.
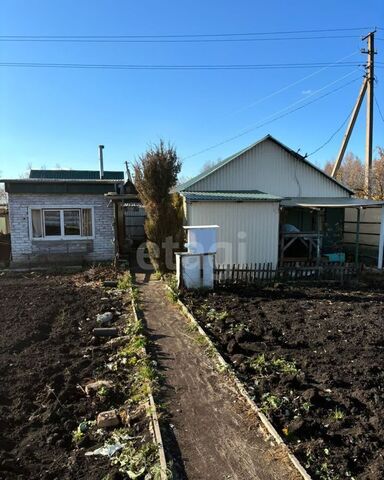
[0,267,159,480]
[182,284,384,480]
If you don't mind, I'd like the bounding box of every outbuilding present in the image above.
[1,169,125,267]
[177,135,384,269]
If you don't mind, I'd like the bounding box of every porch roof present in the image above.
[281,197,384,209]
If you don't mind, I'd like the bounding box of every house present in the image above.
[1,168,126,267]
[177,134,384,268]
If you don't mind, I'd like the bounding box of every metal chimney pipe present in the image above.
[98,145,104,179]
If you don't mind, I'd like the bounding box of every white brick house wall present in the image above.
[8,193,115,265]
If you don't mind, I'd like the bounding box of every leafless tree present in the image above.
[324,148,384,199]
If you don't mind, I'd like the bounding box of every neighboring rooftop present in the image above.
[29,169,124,181]
[1,169,125,194]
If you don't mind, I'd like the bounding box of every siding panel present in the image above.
[188,201,279,267]
[344,207,382,249]
[188,139,348,198]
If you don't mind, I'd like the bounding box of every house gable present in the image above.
[179,136,352,198]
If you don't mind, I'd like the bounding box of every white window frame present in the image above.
[29,206,95,241]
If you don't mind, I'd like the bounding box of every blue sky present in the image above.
[0,0,383,180]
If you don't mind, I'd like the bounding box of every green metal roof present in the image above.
[29,169,124,180]
[177,134,353,194]
[2,181,119,194]
[183,190,282,202]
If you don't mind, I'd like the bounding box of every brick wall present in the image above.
[8,193,115,266]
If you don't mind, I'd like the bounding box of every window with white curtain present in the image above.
[30,208,93,239]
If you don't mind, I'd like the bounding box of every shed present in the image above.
[177,135,384,268]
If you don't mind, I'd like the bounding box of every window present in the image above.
[44,210,61,236]
[64,210,80,236]
[30,208,93,239]
[31,209,43,238]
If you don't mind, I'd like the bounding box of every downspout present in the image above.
[355,208,361,271]
[378,206,384,269]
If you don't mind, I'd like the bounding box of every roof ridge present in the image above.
[177,135,352,194]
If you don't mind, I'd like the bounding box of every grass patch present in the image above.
[331,407,345,421]
[260,393,284,415]
[106,431,161,479]
[249,354,299,377]
[165,275,179,302]
[206,308,229,322]
[118,272,133,290]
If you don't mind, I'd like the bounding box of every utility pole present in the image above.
[362,31,375,198]
[331,30,376,192]
[331,78,367,178]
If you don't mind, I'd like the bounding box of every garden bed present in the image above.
[0,267,161,480]
[182,284,384,480]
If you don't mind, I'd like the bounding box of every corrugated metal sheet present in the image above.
[29,169,124,180]
[188,201,279,266]
[345,206,382,223]
[184,191,281,201]
[4,182,118,194]
[344,232,379,247]
[184,137,350,198]
[2,179,122,184]
[344,206,382,248]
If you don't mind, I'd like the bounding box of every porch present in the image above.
[105,192,146,260]
[279,197,384,269]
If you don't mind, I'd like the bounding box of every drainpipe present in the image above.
[355,207,361,271]
[99,145,104,179]
[378,206,384,269]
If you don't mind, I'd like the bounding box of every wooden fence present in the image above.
[214,262,360,285]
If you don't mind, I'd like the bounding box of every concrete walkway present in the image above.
[134,273,300,480]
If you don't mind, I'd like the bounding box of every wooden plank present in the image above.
[214,261,358,287]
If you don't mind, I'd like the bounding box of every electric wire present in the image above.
[0,27,371,43]
[0,61,364,70]
[0,35,364,43]
[227,50,360,116]
[375,95,384,123]
[184,74,361,160]
[229,70,362,126]
[0,26,372,41]
[306,107,355,157]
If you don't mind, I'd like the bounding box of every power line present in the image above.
[0,61,364,71]
[0,26,372,39]
[375,95,384,123]
[184,75,361,160]
[226,69,363,128]
[0,35,363,43]
[306,107,355,157]
[226,50,360,116]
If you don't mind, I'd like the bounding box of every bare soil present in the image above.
[0,267,149,480]
[182,284,384,480]
[135,274,301,480]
